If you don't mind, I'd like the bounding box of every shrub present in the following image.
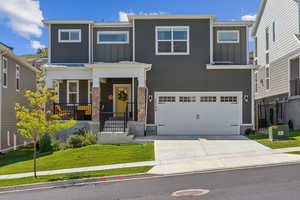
[38,135,53,153]
[67,135,83,148]
[245,128,255,136]
[81,132,97,146]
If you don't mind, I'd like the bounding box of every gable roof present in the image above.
[251,0,268,37]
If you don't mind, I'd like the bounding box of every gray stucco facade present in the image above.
[0,54,37,152]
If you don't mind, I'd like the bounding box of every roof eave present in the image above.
[251,0,267,36]
[127,14,217,21]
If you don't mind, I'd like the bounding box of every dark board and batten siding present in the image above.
[51,24,89,63]
[134,19,251,124]
[93,27,133,62]
[213,26,248,65]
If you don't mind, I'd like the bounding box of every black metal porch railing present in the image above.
[53,103,92,120]
[290,79,300,96]
[99,102,136,133]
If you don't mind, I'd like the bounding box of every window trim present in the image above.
[155,26,190,55]
[97,31,129,44]
[16,64,20,92]
[58,29,81,43]
[67,80,79,104]
[217,30,240,44]
[265,65,270,91]
[265,27,269,51]
[272,21,276,42]
[2,57,8,88]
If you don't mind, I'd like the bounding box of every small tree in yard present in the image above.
[15,74,76,178]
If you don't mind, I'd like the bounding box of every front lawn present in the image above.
[247,130,300,149]
[0,166,153,187]
[0,143,154,175]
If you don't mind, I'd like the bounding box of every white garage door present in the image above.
[155,92,242,136]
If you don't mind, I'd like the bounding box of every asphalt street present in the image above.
[1,164,300,200]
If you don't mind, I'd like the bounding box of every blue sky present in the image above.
[0,0,260,55]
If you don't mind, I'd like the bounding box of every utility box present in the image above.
[268,125,289,141]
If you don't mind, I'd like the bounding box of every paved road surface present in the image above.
[2,164,300,200]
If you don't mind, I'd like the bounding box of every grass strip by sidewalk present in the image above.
[247,131,300,149]
[0,144,154,175]
[0,166,153,188]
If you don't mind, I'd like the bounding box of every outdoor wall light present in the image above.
[148,95,153,103]
[244,95,249,103]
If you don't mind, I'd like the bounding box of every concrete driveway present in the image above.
[154,135,271,162]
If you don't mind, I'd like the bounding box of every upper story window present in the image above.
[217,30,240,44]
[254,37,258,58]
[2,57,8,88]
[272,22,276,42]
[16,64,20,91]
[265,27,269,51]
[58,29,81,43]
[97,31,129,44]
[156,26,190,55]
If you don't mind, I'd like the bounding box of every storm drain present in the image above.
[172,189,210,197]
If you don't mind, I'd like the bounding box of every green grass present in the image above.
[287,151,300,155]
[0,166,153,188]
[20,52,48,59]
[0,144,154,175]
[247,130,300,149]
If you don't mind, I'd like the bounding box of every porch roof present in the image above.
[85,62,152,70]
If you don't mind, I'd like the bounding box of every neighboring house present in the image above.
[27,57,48,70]
[252,0,300,130]
[43,15,253,136]
[0,43,38,152]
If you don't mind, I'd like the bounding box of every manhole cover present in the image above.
[172,189,210,197]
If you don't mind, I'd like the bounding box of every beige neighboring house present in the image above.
[0,42,38,152]
[252,0,300,130]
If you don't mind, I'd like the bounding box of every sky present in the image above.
[0,0,260,55]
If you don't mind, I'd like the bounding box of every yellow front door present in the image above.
[115,85,131,116]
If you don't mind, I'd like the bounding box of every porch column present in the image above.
[137,87,146,123]
[92,87,101,121]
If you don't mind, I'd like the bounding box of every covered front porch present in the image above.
[44,62,151,134]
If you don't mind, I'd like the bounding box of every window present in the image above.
[266,53,269,65]
[265,27,269,50]
[97,31,129,44]
[58,29,81,43]
[2,57,7,88]
[254,37,258,57]
[16,64,20,91]
[67,80,79,104]
[159,96,176,103]
[7,131,10,146]
[179,96,196,103]
[220,96,238,103]
[156,26,189,55]
[272,22,276,42]
[255,71,258,93]
[88,80,93,103]
[217,31,240,43]
[266,66,270,90]
[200,96,217,102]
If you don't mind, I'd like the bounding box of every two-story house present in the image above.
[43,15,253,137]
[252,0,300,130]
[0,42,38,152]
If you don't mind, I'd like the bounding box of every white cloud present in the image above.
[0,0,44,38]
[119,11,167,22]
[241,14,257,21]
[30,40,45,50]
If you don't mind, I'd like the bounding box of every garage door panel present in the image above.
[156,92,242,136]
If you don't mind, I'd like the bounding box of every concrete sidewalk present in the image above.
[149,153,300,175]
[0,161,156,180]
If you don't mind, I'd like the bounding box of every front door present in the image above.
[114,85,131,116]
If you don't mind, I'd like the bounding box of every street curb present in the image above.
[0,173,158,194]
[2,161,300,194]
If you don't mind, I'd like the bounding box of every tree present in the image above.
[15,74,76,178]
